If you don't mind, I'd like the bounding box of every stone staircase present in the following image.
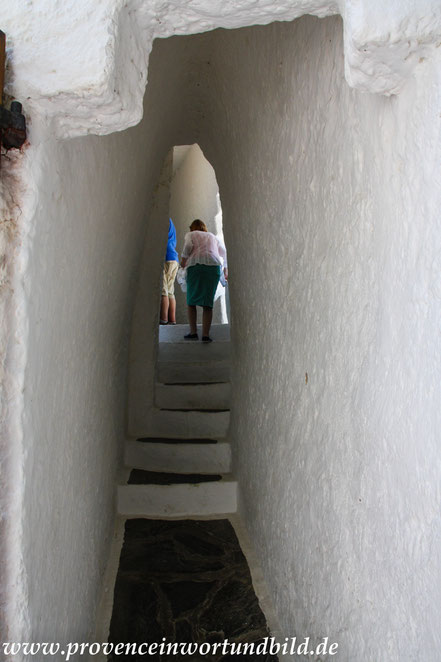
[118,324,237,518]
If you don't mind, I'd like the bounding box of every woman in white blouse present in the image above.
[180,219,228,342]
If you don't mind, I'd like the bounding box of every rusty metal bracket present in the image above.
[0,30,27,154]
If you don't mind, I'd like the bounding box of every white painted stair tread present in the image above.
[158,341,230,364]
[142,409,230,439]
[118,478,237,517]
[124,323,235,518]
[155,382,230,410]
[157,360,230,384]
[159,324,230,343]
[125,440,232,474]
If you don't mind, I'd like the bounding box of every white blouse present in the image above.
[181,231,227,268]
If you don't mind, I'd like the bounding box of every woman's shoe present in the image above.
[201,336,213,343]
[159,319,168,325]
[184,333,198,340]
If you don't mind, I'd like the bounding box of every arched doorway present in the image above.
[168,143,229,325]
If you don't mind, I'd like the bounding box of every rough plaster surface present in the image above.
[193,18,441,660]
[127,152,173,436]
[19,129,146,645]
[169,143,225,323]
[2,120,159,645]
[0,149,32,643]
[2,3,441,660]
[1,0,440,138]
[0,37,197,644]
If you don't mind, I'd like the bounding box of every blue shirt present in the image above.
[165,218,179,262]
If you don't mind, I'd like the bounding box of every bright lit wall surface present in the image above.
[169,144,228,324]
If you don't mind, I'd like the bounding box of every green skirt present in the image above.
[186,264,221,308]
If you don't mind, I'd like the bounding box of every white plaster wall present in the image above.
[193,17,441,660]
[0,34,197,644]
[127,23,441,655]
[127,151,172,435]
[3,0,440,141]
[14,122,155,646]
[169,143,225,323]
[0,148,31,644]
[2,1,441,657]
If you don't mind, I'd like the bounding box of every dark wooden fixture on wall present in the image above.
[0,30,26,156]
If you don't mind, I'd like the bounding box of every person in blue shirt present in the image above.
[160,219,179,324]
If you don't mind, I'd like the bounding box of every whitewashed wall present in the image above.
[11,120,157,646]
[127,150,172,435]
[197,17,441,661]
[2,0,441,657]
[0,36,195,644]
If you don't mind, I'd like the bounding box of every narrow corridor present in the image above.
[4,5,441,659]
[108,325,276,659]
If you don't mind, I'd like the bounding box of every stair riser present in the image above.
[155,383,230,410]
[125,441,232,474]
[141,410,230,439]
[118,481,237,517]
[157,362,230,384]
[158,342,230,363]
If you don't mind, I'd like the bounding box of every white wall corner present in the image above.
[341,0,441,94]
[0,0,154,138]
[1,0,338,139]
[2,0,439,140]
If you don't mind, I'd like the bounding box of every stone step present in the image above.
[124,440,231,474]
[158,341,230,364]
[127,469,221,485]
[159,323,230,343]
[155,382,230,410]
[117,478,237,518]
[157,360,230,384]
[136,437,217,444]
[139,409,230,439]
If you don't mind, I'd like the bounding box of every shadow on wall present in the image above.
[169,143,229,324]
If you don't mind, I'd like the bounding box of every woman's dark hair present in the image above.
[190,219,207,232]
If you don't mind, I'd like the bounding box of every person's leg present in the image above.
[188,305,197,334]
[202,306,213,338]
[200,265,220,339]
[160,263,171,323]
[160,295,169,324]
[168,296,176,324]
[167,261,178,324]
[185,266,198,337]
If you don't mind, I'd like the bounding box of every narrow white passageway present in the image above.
[169,144,228,324]
[121,323,235,518]
[2,3,441,660]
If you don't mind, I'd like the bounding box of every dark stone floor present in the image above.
[108,519,278,661]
